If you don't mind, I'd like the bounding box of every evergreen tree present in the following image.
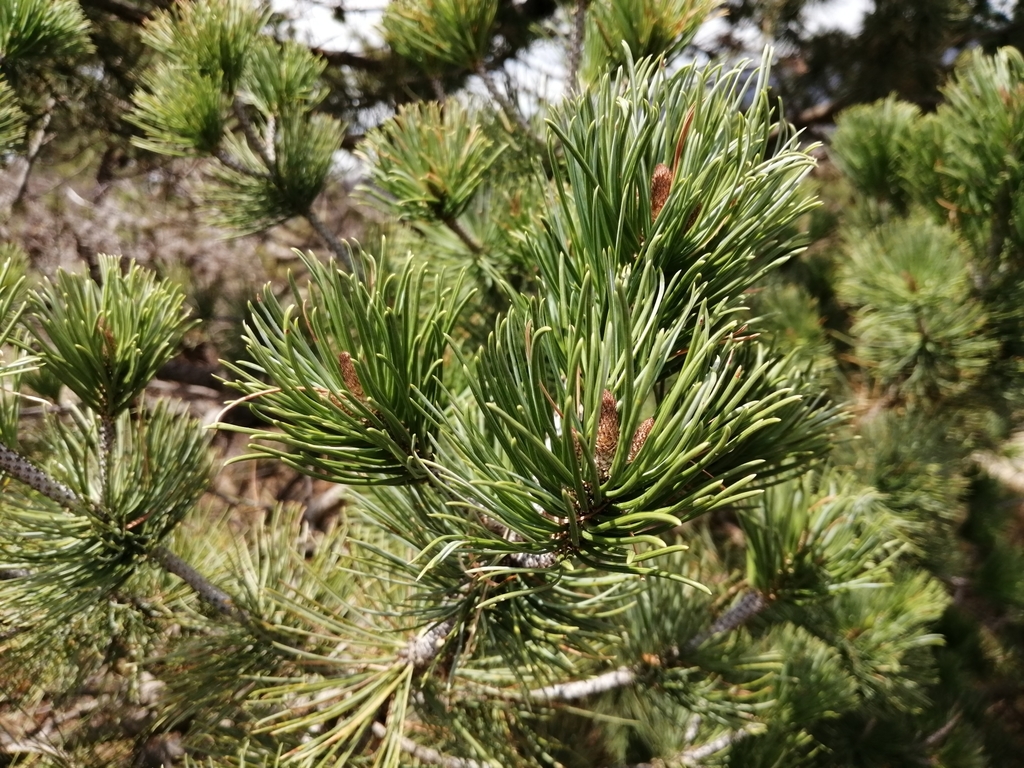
[1,1,1024,767]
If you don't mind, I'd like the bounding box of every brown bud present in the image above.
[650,163,673,222]
[595,390,619,476]
[628,417,654,462]
[338,351,365,402]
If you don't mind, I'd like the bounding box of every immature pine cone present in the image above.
[650,163,673,222]
[594,390,620,478]
[628,417,654,462]
[338,351,366,404]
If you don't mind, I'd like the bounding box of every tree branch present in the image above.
[370,722,484,768]
[0,441,78,507]
[530,666,636,702]
[567,0,588,94]
[0,439,243,619]
[679,590,767,654]
[680,726,755,764]
[232,100,276,172]
[229,100,358,274]
[528,590,768,702]
[474,62,538,142]
[312,47,388,73]
[306,207,357,275]
[150,545,241,619]
[214,148,273,180]
[400,617,456,669]
[0,103,53,219]
[443,217,484,254]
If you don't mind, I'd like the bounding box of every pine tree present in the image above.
[1,1,1023,767]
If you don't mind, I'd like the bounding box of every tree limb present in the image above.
[528,590,768,703]
[443,217,484,254]
[150,545,242,619]
[312,47,388,73]
[474,62,538,142]
[400,617,457,669]
[680,726,755,764]
[306,207,357,275]
[530,666,636,702]
[567,0,588,94]
[370,721,485,768]
[0,441,78,507]
[0,104,53,219]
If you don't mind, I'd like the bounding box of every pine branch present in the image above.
[529,591,768,702]
[925,712,961,748]
[0,437,245,619]
[99,414,115,493]
[232,100,276,172]
[678,590,768,654]
[0,103,53,218]
[229,100,356,274]
[680,726,755,764]
[567,0,588,93]
[370,722,484,768]
[431,77,447,103]
[306,207,358,275]
[0,440,78,507]
[400,618,456,669]
[530,666,636,702]
[474,62,537,142]
[214,148,272,180]
[508,551,558,568]
[443,217,484,254]
[80,0,152,24]
[312,46,388,73]
[150,545,241,619]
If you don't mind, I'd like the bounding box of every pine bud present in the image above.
[650,163,673,222]
[628,417,654,462]
[338,351,365,402]
[595,390,619,477]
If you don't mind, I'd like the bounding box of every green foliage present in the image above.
[361,100,507,222]
[450,282,836,575]
[931,46,1024,260]
[831,48,1024,278]
[0,0,93,75]
[227,249,468,484]
[830,94,920,212]
[27,256,197,418]
[830,570,948,713]
[4,0,1013,762]
[536,52,818,319]
[740,472,902,600]
[140,0,265,93]
[242,38,328,117]
[752,281,835,380]
[128,0,345,238]
[209,111,344,232]
[0,77,26,152]
[131,60,229,156]
[838,215,998,400]
[844,408,973,531]
[581,0,721,82]
[0,404,210,621]
[383,0,498,73]
[0,252,28,365]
